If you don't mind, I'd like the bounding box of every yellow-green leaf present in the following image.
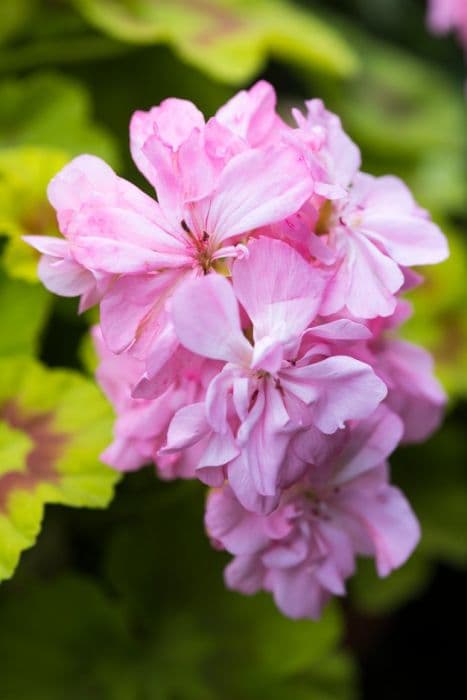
[0,146,68,282]
[0,356,119,581]
[74,0,358,84]
[0,272,51,356]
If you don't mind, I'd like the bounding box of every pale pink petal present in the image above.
[251,336,284,374]
[238,381,292,497]
[170,274,253,365]
[303,99,361,188]
[332,407,404,485]
[280,356,387,434]
[71,236,186,274]
[197,430,239,471]
[37,255,96,298]
[304,319,371,342]
[48,154,163,234]
[22,235,69,257]
[225,554,265,595]
[101,437,147,472]
[321,230,402,319]
[69,206,184,252]
[205,366,237,434]
[132,324,181,399]
[227,455,280,515]
[361,215,448,266]
[163,402,209,451]
[261,537,308,568]
[130,98,205,186]
[269,566,330,620]
[215,80,283,146]
[337,473,421,577]
[381,339,446,442]
[206,145,314,243]
[233,237,325,344]
[205,486,269,555]
[100,270,179,354]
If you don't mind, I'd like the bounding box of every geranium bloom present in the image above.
[93,326,219,479]
[26,87,315,369]
[163,237,387,511]
[287,101,448,319]
[25,81,448,620]
[428,0,467,50]
[206,407,420,619]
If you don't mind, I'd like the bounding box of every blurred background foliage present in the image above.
[0,1,465,698]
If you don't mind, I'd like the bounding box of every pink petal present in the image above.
[233,237,325,344]
[321,229,402,319]
[225,554,265,595]
[215,80,282,146]
[48,154,163,234]
[281,356,387,434]
[269,566,330,620]
[362,215,448,266]
[37,255,95,298]
[205,486,269,555]
[227,455,280,515]
[71,236,186,274]
[163,402,209,452]
[130,98,205,186]
[238,381,292,498]
[100,270,179,354]
[381,339,446,442]
[332,406,404,485]
[170,274,253,365]
[101,437,147,472]
[339,475,421,578]
[206,145,314,243]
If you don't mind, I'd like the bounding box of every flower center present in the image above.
[181,219,213,273]
[315,200,335,236]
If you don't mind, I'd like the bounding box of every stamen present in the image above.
[181,219,191,234]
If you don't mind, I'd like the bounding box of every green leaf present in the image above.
[0,272,50,356]
[0,356,119,581]
[0,423,33,476]
[74,0,358,84]
[0,146,69,282]
[402,228,467,400]
[0,575,133,700]
[330,41,463,160]
[0,467,357,698]
[0,0,35,45]
[0,72,119,167]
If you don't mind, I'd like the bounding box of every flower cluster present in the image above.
[427,0,467,51]
[26,81,448,619]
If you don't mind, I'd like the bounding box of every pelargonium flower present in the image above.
[163,236,387,512]
[25,81,448,620]
[92,326,220,479]
[287,101,448,319]
[26,83,315,373]
[205,407,420,620]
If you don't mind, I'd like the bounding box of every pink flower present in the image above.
[287,103,448,319]
[163,237,387,510]
[428,0,467,50]
[346,302,447,443]
[93,326,218,479]
[24,82,448,620]
[206,407,420,619]
[28,92,315,365]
